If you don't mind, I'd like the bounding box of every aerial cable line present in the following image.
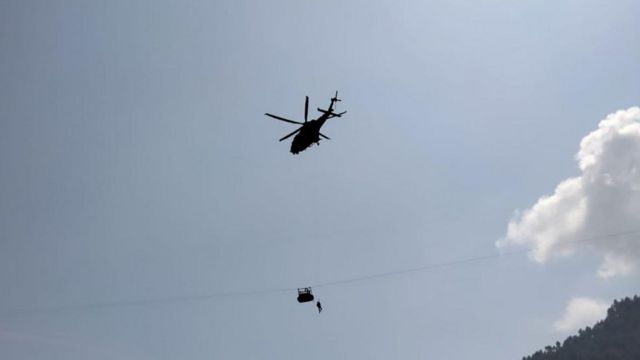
[2,229,639,317]
[314,229,640,288]
[312,251,524,288]
[2,286,296,317]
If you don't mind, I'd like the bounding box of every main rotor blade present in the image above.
[279,128,301,141]
[319,133,330,140]
[304,96,309,123]
[265,113,303,125]
[318,108,347,117]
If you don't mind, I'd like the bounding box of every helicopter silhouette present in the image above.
[266,91,346,154]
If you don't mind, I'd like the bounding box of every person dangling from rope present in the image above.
[316,300,322,313]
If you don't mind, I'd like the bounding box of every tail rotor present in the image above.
[331,91,341,104]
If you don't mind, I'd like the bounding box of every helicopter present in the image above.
[265,91,346,154]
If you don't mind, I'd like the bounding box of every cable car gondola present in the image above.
[297,287,314,303]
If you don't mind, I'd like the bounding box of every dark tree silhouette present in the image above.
[523,295,640,360]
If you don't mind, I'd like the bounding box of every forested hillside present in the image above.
[524,295,640,360]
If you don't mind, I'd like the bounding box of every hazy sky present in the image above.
[1,1,639,359]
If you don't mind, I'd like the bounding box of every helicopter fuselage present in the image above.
[290,117,328,154]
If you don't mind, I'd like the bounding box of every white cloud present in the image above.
[497,107,640,278]
[597,253,635,279]
[553,297,608,332]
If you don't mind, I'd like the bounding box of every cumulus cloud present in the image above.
[497,107,640,278]
[553,297,608,332]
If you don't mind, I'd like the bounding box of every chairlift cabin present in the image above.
[297,287,314,303]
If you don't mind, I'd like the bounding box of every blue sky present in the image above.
[1,1,639,359]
